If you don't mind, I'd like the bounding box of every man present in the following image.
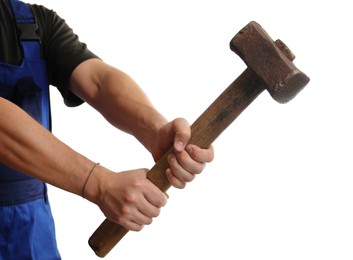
[0,0,214,258]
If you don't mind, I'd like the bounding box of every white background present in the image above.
[27,0,353,259]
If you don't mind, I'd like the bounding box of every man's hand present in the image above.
[85,166,168,231]
[151,118,214,189]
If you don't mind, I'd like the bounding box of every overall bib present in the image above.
[0,0,61,258]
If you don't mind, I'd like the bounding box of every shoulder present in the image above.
[29,4,66,40]
[27,3,98,105]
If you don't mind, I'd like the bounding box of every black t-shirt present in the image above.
[0,0,99,106]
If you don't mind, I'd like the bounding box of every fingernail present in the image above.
[176,141,184,151]
[166,168,172,177]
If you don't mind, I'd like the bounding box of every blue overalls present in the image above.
[0,0,61,259]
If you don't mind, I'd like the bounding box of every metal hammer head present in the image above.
[230,21,310,103]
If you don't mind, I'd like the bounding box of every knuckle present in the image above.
[194,163,205,174]
[178,150,189,162]
[123,192,138,205]
[172,179,186,189]
[153,208,161,218]
[177,182,186,189]
[185,173,195,182]
[146,218,153,225]
[131,178,144,189]
[120,205,132,218]
[131,224,144,232]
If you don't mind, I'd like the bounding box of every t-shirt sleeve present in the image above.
[32,5,99,107]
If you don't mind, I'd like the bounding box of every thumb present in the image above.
[172,118,191,152]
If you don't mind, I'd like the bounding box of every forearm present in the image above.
[0,98,93,196]
[70,59,167,152]
[96,70,167,150]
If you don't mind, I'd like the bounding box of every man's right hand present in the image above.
[84,165,168,231]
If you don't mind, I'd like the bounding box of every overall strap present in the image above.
[7,0,51,131]
[7,0,41,61]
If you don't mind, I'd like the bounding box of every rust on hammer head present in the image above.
[230,21,310,103]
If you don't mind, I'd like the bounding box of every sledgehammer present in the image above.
[88,21,310,257]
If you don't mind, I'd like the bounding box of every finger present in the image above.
[175,149,205,174]
[172,118,191,152]
[143,181,168,208]
[128,223,145,232]
[166,168,186,189]
[106,209,147,232]
[167,153,195,183]
[120,201,156,227]
[186,144,214,163]
[137,199,162,219]
[120,219,145,232]
[125,215,151,230]
[116,202,158,230]
[133,210,154,226]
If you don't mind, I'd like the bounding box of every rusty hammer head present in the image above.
[230,21,310,103]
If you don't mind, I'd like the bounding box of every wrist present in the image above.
[81,163,109,204]
[82,163,100,199]
[135,113,167,153]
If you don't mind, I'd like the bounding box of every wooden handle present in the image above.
[89,40,296,257]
